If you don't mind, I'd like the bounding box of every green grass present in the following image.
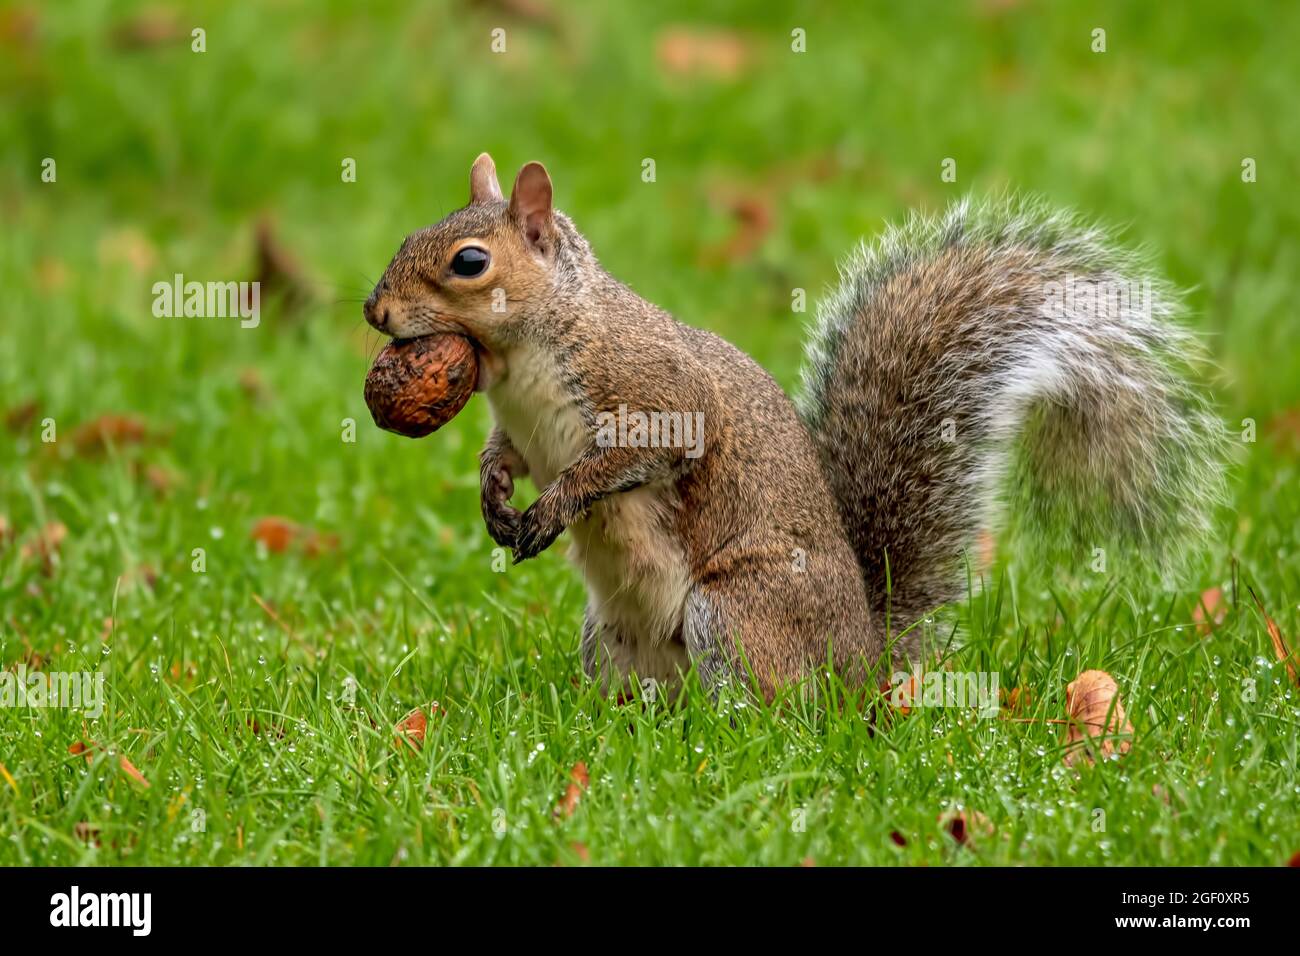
[1,0,1298,865]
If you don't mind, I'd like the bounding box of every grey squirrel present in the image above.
[364,154,1226,699]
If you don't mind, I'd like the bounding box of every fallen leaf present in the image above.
[168,661,196,686]
[72,414,149,454]
[121,563,158,593]
[250,516,338,559]
[700,195,773,266]
[302,530,340,558]
[1000,686,1032,713]
[554,761,589,818]
[1063,670,1134,766]
[656,27,753,80]
[142,464,179,496]
[250,516,299,553]
[4,399,36,433]
[0,7,38,49]
[111,9,183,49]
[238,368,270,402]
[69,739,150,788]
[394,703,441,752]
[469,0,559,29]
[1193,587,1226,635]
[247,217,314,316]
[1265,407,1300,455]
[246,717,284,739]
[1249,587,1298,687]
[882,671,921,715]
[570,841,590,862]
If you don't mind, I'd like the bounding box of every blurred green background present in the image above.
[1,0,1298,865]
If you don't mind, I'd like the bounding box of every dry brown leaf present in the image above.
[882,672,921,716]
[302,530,340,558]
[1193,587,1226,635]
[1000,686,1033,714]
[469,0,559,28]
[1265,407,1300,455]
[142,464,179,496]
[246,717,284,739]
[1063,670,1133,766]
[238,368,270,402]
[250,516,299,553]
[69,740,150,788]
[168,661,196,686]
[248,217,314,315]
[4,399,37,433]
[700,195,773,266]
[1249,587,1298,687]
[656,27,753,80]
[554,761,589,818]
[394,704,441,753]
[72,414,149,454]
[250,517,337,558]
[0,7,38,49]
[111,9,183,49]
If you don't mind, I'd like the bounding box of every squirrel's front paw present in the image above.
[512,495,567,563]
[481,463,522,548]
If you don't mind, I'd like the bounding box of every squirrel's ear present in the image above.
[469,153,503,204]
[508,162,554,249]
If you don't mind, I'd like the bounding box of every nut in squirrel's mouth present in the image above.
[390,324,497,393]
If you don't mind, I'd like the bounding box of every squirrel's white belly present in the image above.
[568,484,691,674]
[488,346,691,686]
[486,349,587,488]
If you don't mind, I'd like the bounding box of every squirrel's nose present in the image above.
[363,293,391,332]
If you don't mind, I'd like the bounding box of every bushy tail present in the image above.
[797,196,1227,633]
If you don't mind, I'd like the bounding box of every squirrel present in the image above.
[364,153,1226,699]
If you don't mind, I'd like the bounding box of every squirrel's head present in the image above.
[365,154,586,360]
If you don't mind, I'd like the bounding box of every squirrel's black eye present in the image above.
[450,246,490,278]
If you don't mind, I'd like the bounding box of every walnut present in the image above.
[364,335,478,438]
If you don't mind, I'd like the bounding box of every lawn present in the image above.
[1,0,1298,865]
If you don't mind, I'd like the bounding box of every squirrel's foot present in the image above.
[480,461,522,548]
[512,492,568,563]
